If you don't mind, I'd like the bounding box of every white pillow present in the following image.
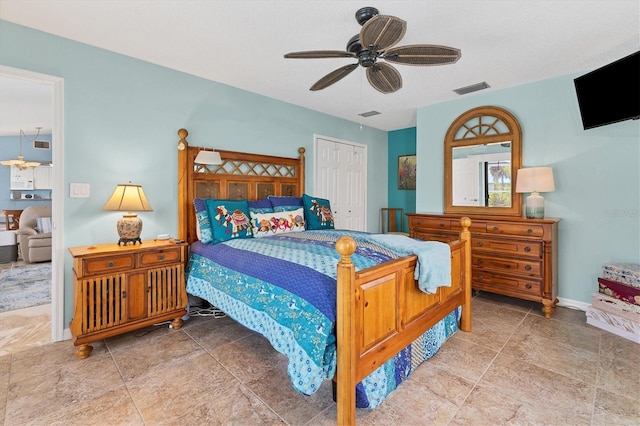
[250,207,305,238]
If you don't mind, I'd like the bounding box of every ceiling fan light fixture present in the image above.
[284,7,461,93]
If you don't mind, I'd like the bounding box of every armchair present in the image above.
[15,205,52,263]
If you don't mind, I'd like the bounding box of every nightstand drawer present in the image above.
[473,254,542,277]
[486,222,544,237]
[473,237,542,258]
[138,247,182,267]
[83,254,135,275]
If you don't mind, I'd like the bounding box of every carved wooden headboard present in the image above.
[177,128,306,244]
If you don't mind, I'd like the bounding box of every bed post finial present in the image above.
[177,128,189,150]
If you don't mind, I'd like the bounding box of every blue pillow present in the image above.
[268,195,303,212]
[205,199,253,243]
[248,198,274,214]
[194,198,214,244]
[302,194,335,230]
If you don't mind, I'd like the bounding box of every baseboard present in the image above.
[557,297,590,312]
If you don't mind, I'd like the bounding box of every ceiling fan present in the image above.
[284,6,461,94]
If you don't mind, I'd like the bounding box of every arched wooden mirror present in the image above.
[444,106,522,216]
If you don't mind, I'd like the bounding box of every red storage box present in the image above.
[598,277,640,306]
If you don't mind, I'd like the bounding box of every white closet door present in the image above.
[315,136,367,231]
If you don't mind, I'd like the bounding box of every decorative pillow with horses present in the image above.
[250,207,306,238]
[205,199,254,243]
[302,194,335,230]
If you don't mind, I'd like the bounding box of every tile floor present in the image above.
[1,292,639,425]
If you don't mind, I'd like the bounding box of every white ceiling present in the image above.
[0,0,638,132]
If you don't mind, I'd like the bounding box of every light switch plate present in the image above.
[70,183,90,198]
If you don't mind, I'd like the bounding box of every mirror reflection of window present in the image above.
[452,142,511,207]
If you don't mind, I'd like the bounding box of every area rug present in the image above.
[0,264,51,312]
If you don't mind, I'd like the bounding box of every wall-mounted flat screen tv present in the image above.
[574,51,639,130]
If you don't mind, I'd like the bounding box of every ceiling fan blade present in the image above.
[366,63,402,94]
[382,44,461,66]
[360,15,407,50]
[284,50,356,59]
[310,63,359,91]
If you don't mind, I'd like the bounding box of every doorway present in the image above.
[0,66,65,343]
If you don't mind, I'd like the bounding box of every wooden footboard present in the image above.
[335,217,472,425]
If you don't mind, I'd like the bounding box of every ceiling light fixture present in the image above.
[0,127,43,169]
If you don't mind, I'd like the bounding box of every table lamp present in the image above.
[515,167,555,219]
[104,183,153,245]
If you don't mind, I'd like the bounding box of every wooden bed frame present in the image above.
[176,128,472,425]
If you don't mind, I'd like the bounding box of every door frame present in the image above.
[1,65,65,341]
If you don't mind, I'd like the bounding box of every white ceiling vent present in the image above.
[453,82,490,95]
[358,110,381,117]
[33,140,50,150]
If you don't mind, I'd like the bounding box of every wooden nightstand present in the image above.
[69,240,188,358]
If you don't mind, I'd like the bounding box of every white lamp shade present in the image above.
[103,183,153,212]
[195,150,222,165]
[516,167,555,193]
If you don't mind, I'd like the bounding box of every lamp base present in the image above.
[525,192,545,219]
[116,214,143,245]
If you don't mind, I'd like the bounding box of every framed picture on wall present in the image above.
[398,155,416,190]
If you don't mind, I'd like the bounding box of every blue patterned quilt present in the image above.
[185,230,459,408]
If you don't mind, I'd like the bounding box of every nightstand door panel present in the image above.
[126,272,148,321]
[80,274,127,334]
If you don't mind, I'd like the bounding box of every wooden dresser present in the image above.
[69,240,188,358]
[408,213,560,318]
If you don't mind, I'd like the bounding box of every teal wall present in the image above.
[0,20,389,325]
[387,127,416,232]
[416,75,640,305]
[0,133,53,214]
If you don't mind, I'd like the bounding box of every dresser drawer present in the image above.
[413,230,459,243]
[472,272,542,297]
[473,237,542,258]
[486,222,544,237]
[410,217,452,230]
[138,247,182,267]
[83,254,135,275]
[473,254,542,277]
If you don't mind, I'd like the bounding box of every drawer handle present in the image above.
[476,241,483,247]
[524,246,531,252]
[107,261,115,268]
[493,226,498,231]
[525,284,532,289]
[527,229,533,234]
[419,236,424,240]
[477,259,484,264]
[525,265,532,271]
[477,275,484,281]
[439,223,445,228]
[158,255,165,260]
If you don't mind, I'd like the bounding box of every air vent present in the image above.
[358,110,381,117]
[453,82,490,95]
[34,140,50,150]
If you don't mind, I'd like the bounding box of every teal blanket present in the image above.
[366,234,451,294]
